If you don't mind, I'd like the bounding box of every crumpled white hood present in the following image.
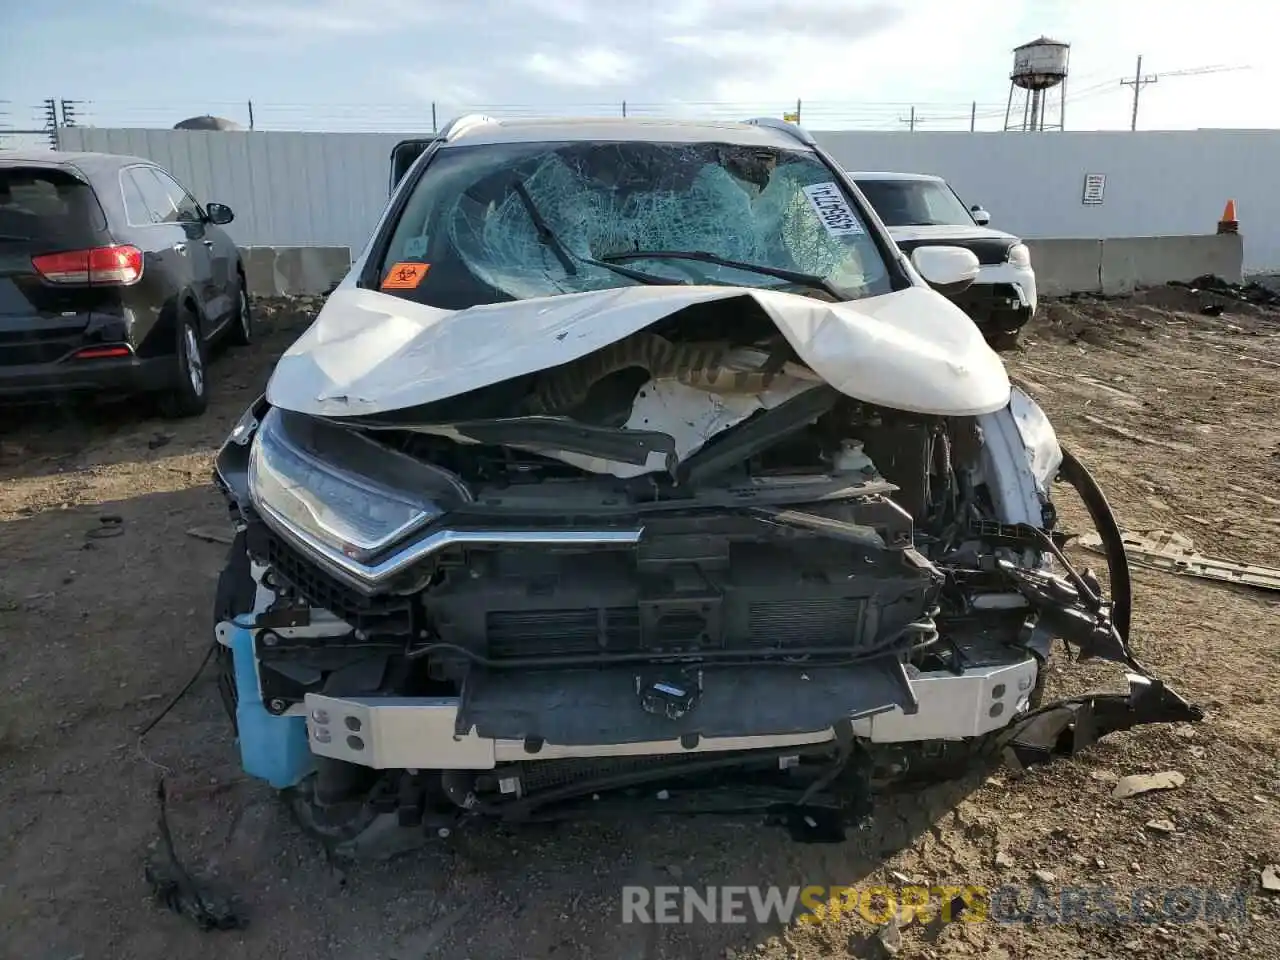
[266,284,1011,419]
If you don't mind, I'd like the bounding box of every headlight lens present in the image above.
[1007,242,1031,268]
[248,407,445,561]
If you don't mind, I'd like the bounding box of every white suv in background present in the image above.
[851,172,1036,348]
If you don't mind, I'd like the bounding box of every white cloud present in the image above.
[206,5,371,34]
[401,68,488,107]
[136,0,1280,130]
[197,0,440,38]
[523,48,640,88]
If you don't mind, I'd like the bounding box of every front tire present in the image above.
[227,273,253,347]
[158,307,209,418]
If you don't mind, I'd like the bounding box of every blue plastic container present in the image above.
[229,621,314,789]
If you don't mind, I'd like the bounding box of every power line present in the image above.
[1121,59,1249,130]
[19,69,1252,136]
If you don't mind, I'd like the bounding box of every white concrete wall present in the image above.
[823,130,1276,271]
[231,234,1243,298]
[58,127,404,258]
[58,126,1279,272]
[238,246,352,296]
[1026,235,1243,296]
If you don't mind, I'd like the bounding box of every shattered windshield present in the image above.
[376,140,891,310]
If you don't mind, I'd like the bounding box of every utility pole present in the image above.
[247,99,255,131]
[970,101,976,132]
[899,106,916,131]
[42,97,58,149]
[59,99,81,127]
[1120,54,1158,131]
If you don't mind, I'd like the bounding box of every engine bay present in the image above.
[237,374,1072,718]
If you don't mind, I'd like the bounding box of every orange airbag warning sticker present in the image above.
[381,262,429,289]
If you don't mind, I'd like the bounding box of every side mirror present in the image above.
[970,205,991,226]
[390,138,435,196]
[911,245,979,295]
[206,202,234,226]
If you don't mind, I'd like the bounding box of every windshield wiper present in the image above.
[0,232,36,241]
[511,180,576,275]
[511,180,683,287]
[597,249,843,300]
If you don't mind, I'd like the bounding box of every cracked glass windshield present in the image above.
[377,140,891,310]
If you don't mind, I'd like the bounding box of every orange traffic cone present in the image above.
[1217,199,1238,234]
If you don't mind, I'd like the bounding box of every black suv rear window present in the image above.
[0,167,108,245]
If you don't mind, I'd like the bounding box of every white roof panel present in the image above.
[439,116,813,149]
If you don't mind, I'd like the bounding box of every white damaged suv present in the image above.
[212,116,1199,853]
[852,172,1037,349]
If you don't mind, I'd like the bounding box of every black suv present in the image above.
[0,150,251,417]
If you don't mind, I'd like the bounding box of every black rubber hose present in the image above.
[440,769,503,814]
[1058,447,1132,642]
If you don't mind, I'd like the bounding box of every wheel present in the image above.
[985,328,1022,351]
[226,273,253,347]
[158,307,209,418]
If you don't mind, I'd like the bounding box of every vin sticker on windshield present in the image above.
[802,182,864,238]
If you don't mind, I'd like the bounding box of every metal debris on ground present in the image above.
[1168,274,1280,307]
[186,526,236,545]
[1112,771,1185,800]
[1262,865,1280,893]
[1079,529,1280,594]
[874,916,902,956]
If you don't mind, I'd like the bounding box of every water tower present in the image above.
[1003,37,1070,131]
[174,115,244,131]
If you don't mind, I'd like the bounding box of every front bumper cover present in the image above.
[999,674,1204,771]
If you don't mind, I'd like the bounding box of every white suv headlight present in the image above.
[1007,243,1031,268]
[248,408,460,562]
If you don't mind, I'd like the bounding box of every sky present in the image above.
[1,0,1276,134]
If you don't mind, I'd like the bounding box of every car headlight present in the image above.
[1007,243,1031,268]
[248,407,459,562]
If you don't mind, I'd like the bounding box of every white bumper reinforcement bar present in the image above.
[304,660,1039,770]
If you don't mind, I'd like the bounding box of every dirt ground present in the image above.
[1,288,1278,960]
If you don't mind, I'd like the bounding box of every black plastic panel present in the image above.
[456,657,917,745]
[246,521,414,635]
[424,524,933,660]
